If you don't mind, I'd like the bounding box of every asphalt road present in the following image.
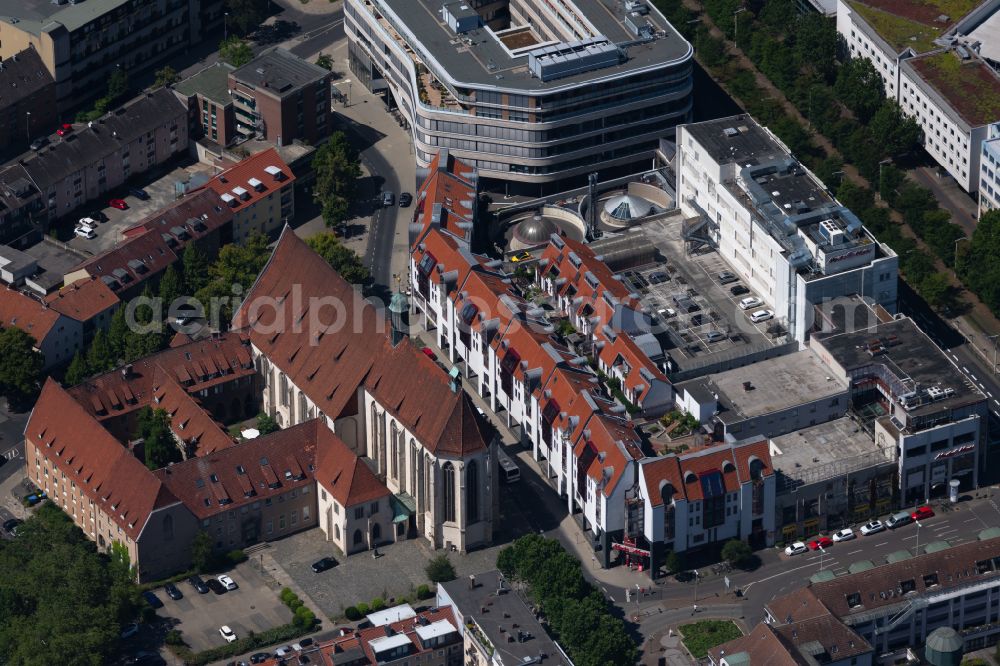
[361,150,402,287]
[289,13,344,59]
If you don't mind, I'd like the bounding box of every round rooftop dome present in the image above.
[925,627,963,654]
[604,194,653,221]
[513,215,559,245]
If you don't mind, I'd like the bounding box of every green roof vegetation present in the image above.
[680,621,743,659]
[914,50,1000,126]
[849,0,980,53]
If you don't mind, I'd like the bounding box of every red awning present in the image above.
[612,542,650,557]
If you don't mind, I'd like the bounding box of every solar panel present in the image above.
[700,471,724,499]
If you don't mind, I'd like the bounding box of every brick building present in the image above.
[0,47,56,160]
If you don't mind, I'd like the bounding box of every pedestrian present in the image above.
[692,603,698,615]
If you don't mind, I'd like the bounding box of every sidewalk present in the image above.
[0,464,28,521]
[640,605,747,666]
[252,546,327,620]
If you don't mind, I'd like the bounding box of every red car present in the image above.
[808,536,833,550]
[56,123,73,136]
[109,198,128,210]
[911,505,935,521]
[421,346,435,359]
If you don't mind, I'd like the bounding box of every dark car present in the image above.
[29,137,48,151]
[718,271,739,285]
[729,284,750,296]
[164,583,182,600]
[205,578,227,594]
[188,575,209,594]
[399,192,413,207]
[250,654,271,664]
[2,518,22,534]
[648,271,670,284]
[141,590,164,609]
[311,556,337,573]
[129,188,150,200]
[88,210,109,223]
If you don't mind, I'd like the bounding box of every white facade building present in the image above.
[980,123,1000,216]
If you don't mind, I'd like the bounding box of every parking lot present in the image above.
[144,564,292,653]
[64,161,215,255]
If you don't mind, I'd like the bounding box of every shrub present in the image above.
[345,606,362,621]
[289,598,304,612]
[295,607,316,629]
[165,629,185,646]
[226,549,247,565]
[280,588,296,604]
[425,554,456,583]
[416,584,433,600]
[371,597,386,611]
[355,602,370,616]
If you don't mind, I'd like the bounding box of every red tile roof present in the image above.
[411,151,477,244]
[121,188,234,243]
[74,229,179,293]
[235,227,488,457]
[707,622,805,666]
[596,329,668,402]
[539,235,637,307]
[314,423,390,507]
[571,410,643,497]
[150,368,235,457]
[0,286,59,344]
[154,419,319,520]
[45,277,120,323]
[27,380,180,541]
[642,440,772,505]
[201,147,295,213]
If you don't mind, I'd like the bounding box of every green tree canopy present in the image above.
[64,351,89,387]
[0,327,44,408]
[107,305,129,362]
[135,406,180,470]
[425,554,456,583]
[196,234,272,322]
[257,411,280,436]
[835,57,886,123]
[306,233,370,284]
[153,65,179,88]
[313,132,362,226]
[316,53,333,70]
[721,539,752,566]
[191,530,214,571]
[219,36,254,67]
[962,210,1000,313]
[183,243,212,295]
[225,0,267,35]
[158,264,184,311]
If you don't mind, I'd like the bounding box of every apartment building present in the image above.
[201,148,295,242]
[981,122,1000,216]
[411,148,479,246]
[0,284,83,368]
[0,88,188,246]
[675,115,899,342]
[0,47,56,159]
[173,62,238,147]
[0,0,224,108]
[837,0,1000,194]
[44,276,120,345]
[345,0,693,191]
[229,49,332,147]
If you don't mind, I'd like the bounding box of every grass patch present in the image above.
[849,1,941,52]
[680,620,743,659]
[914,51,1000,126]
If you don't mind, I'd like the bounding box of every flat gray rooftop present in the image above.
[687,349,847,424]
[174,62,236,105]
[0,0,129,35]
[770,416,893,489]
[232,48,329,97]
[683,114,786,167]
[377,0,691,91]
[814,317,984,416]
[440,570,569,665]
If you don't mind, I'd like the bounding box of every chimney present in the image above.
[469,574,476,589]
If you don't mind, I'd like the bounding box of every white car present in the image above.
[750,309,774,323]
[832,528,855,542]
[74,227,96,239]
[219,625,237,643]
[739,296,762,310]
[78,216,97,228]
[275,646,293,657]
[860,520,885,536]
[217,574,238,590]
[658,307,677,319]
[784,541,808,556]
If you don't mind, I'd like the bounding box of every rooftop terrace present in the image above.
[847,0,982,53]
[907,49,1000,127]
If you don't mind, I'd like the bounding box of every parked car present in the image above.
[164,583,182,600]
[718,271,739,284]
[275,646,293,658]
[109,198,128,210]
[88,210,109,223]
[23,492,47,506]
[399,192,413,207]
[78,217,97,229]
[74,227,96,239]
[129,187,150,200]
[141,590,163,609]
[250,655,271,664]
[808,536,833,550]
[860,520,885,536]
[311,557,337,573]
[292,638,314,651]
[729,284,750,296]
[739,296,763,310]
[217,574,238,590]
[832,528,855,542]
[120,623,140,639]
[690,314,706,326]
[56,123,73,136]
[657,307,677,319]
[706,330,726,343]
[3,518,23,534]
[29,137,48,151]
[205,578,226,594]
[381,191,395,207]
[220,625,237,643]
[886,511,913,529]
[911,505,935,521]
[784,541,808,556]
[510,251,532,263]
[750,309,774,323]
[648,271,670,284]
[188,575,209,594]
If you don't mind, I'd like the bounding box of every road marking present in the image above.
[875,541,889,547]
[963,366,970,373]
[935,528,958,536]
[743,560,830,593]
[994,399,999,406]
[989,392,994,398]
[901,534,917,541]
[964,518,978,523]
[847,549,863,555]
[970,374,978,382]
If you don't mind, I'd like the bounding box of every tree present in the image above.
[225,0,268,36]
[158,264,184,311]
[257,411,280,435]
[0,327,44,408]
[64,352,89,387]
[153,65,179,88]
[962,210,1000,314]
[196,235,272,321]
[124,285,165,362]
[869,102,922,158]
[664,550,682,575]
[191,530,214,572]
[135,406,180,470]
[721,539,752,566]
[425,554,456,582]
[306,233,370,284]
[316,53,333,70]
[920,273,953,310]
[313,132,362,226]
[219,36,254,67]
[107,306,129,363]
[834,57,885,123]
[107,68,129,105]
[182,243,211,295]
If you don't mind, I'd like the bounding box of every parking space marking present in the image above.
[847,549,862,555]
[875,541,888,547]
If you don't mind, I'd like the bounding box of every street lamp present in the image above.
[818,544,826,571]
[224,13,229,41]
[25,111,30,142]
[693,568,700,605]
[733,8,747,49]
[914,519,922,556]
